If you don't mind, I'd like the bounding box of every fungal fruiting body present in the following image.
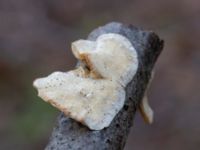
[33,33,139,130]
[139,72,155,124]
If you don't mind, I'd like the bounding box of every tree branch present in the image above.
[45,22,164,150]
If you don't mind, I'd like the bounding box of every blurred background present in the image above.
[0,0,199,149]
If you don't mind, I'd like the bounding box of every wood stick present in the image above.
[45,22,164,150]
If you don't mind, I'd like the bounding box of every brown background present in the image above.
[0,0,199,149]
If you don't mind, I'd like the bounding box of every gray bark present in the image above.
[45,22,164,150]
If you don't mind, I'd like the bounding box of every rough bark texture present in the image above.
[45,22,164,150]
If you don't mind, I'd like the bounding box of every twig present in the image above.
[45,22,164,150]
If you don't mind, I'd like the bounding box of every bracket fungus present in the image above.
[33,33,153,130]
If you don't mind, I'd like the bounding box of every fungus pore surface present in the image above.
[33,33,138,130]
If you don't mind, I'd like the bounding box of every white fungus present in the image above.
[33,33,140,130]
